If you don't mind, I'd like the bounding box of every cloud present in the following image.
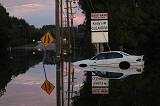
[0,0,47,7]
[1,0,85,28]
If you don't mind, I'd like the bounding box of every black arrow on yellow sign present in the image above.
[41,32,54,47]
[41,79,55,95]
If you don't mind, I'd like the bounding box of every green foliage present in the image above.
[0,5,11,40]
[10,17,43,46]
[40,25,56,39]
[78,0,160,53]
[0,5,43,58]
[0,5,11,58]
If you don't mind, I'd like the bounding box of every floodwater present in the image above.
[0,50,85,106]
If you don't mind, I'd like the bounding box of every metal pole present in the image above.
[56,0,61,106]
[66,0,71,105]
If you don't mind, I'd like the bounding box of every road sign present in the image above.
[91,20,108,31]
[41,79,55,95]
[91,13,108,20]
[41,32,54,47]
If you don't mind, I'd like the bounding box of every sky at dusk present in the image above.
[0,0,85,28]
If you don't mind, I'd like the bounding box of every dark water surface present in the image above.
[0,50,56,106]
[0,50,85,106]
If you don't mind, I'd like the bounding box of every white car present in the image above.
[72,51,144,70]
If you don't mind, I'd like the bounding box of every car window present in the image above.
[120,52,130,56]
[107,52,123,59]
[105,72,123,78]
[92,71,123,78]
[91,53,107,60]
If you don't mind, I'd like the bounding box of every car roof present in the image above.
[101,51,122,53]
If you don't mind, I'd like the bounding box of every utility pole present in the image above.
[69,0,76,98]
[60,0,64,106]
[66,0,71,105]
[56,0,61,106]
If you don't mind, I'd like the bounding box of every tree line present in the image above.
[0,5,61,59]
[78,0,160,57]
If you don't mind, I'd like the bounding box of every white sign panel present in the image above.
[92,88,109,94]
[91,13,108,19]
[92,75,109,94]
[91,20,108,31]
[92,76,109,87]
[91,32,108,43]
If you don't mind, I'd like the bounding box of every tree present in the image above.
[0,4,11,58]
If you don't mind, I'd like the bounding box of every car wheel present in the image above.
[119,61,130,69]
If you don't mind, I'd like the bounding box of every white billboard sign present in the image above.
[91,32,108,43]
[91,13,108,19]
[91,20,108,31]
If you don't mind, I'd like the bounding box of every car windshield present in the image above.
[120,52,131,56]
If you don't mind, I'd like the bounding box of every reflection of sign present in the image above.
[91,13,108,19]
[92,88,109,94]
[92,75,109,94]
[91,20,108,31]
[41,32,54,47]
[92,76,109,87]
[41,80,55,95]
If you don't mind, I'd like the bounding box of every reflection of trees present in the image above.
[43,50,56,65]
[0,50,42,97]
[0,61,11,97]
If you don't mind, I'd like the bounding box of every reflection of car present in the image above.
[92,66,144,79]
[72,51,144,70]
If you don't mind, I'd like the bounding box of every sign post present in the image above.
[40,32,55,95]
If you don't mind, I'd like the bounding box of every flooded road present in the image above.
[0,50,85,106]
[0,62,56,106]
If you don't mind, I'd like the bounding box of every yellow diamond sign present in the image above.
[41,32,54,47]
[41,80,55,95]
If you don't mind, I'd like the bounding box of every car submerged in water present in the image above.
[72,51,144,79]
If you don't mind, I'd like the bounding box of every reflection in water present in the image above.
[44,50,56,65]
[0,49,57,97]
[0,49,85,106]
[0,50,43,97]
[92,66,144,79]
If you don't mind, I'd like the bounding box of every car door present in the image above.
[105,52,123,67]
